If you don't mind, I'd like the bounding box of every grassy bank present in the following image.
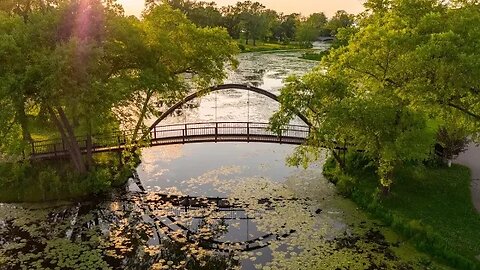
[324,156,480,269]
[300,50,329,61]
[237,40,304,53]
[0,153,133,203]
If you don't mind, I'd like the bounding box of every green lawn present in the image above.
[387,165,479,259]
[326,158,480,269]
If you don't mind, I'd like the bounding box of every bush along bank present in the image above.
[300,50,330,61]
[0,152,137,203]
[323,153,480,270]
[237,41,305,53]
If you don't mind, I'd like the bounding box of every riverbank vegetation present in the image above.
[0,153,131,203]
[237,40,304,53]
[323,154,480,269]
[300,51,329,61]
[0,0,238,201]
[271,0,480,267]
[272,0,480,194]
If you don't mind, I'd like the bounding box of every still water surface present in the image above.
[0,47,449,269]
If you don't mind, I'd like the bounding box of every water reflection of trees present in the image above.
[0,169,430,269]
[239,69,266,87]
[0,196,241,270]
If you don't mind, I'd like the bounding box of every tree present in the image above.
[0,0,238,173]
[308,12,329,37]
[280,13,301,42]
[220,5,241,39]
[296,13,328,47]
[119,4,239,143]
[0,13,24,157]
[326,10,354,36]
[272,0,480,193]
[235,1,270,45]
[0,1,61,143]
[31,0,128,173]
[0,12,29,150]
[262,9,280,42]
[154,0,224,28]
[188,2,223,27]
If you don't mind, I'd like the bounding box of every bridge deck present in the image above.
[29,122,309,160]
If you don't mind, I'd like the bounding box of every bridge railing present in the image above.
[150,122,309,140]
[29,130,133,156]
[29,122,310,158]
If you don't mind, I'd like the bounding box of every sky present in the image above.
[117,0,366,18]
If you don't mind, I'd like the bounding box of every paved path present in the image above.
[455,143,480,213]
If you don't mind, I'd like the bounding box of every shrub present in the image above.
[88,168,112,194]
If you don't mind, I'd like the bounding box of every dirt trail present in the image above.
[455,143,480,213]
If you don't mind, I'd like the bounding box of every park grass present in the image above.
[237,40,304,53]
[0,153,132,203]
[324,157,480,269]
[25,110,58,141]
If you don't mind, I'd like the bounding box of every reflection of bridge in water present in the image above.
[130,171,298,253]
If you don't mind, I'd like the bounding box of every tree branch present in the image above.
[345,64,383,82]
[447,102,480,121]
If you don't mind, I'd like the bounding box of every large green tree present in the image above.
[235,1,270,45]
[296,13,328,47]
[271,0,480,192]
[0,0,238,173]
[0,12,28,156]
[326,10,355,36]
[121,3,238,142]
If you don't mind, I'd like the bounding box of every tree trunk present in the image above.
[332,149,346,171]
[56,107,87,172]
[132,91,153,142]
[86,130,93,170]
[48,107,87,174]
[85,117,94,170]
[380,185,391,197]
[15,98,32,142]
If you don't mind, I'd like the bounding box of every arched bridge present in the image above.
[144,83,312,135]
[29,84,311,160]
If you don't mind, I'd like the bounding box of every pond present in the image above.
[0,46,449,269]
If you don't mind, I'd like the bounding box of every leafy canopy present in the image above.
[271,0,480,189]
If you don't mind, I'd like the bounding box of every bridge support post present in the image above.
[215,122,218,142]
[247,122,250,142]
[185,196,189,212]
[183,124,187,144]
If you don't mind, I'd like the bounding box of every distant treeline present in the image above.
[156,0,355,47]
